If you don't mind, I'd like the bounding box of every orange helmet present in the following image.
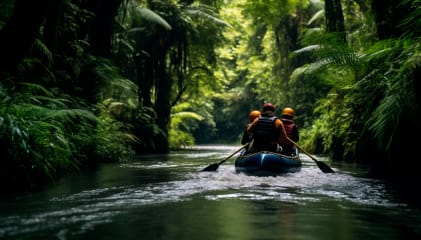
[282,107,295,117]
[249,110,261,121]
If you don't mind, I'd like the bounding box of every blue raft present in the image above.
[235,150,302,176]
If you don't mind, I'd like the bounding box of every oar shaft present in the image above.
[201,143,249,172]
[288,139,316,161]
[218,144,247,164]
[286,137,334,173]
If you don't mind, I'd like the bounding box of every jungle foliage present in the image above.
[0,0,420,192]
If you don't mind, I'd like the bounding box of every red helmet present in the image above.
[263,103,275,111]
[249,110,261,121]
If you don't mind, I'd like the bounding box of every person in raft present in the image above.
[246,103,290,153]
[280,107,299,156]
[241,110,261,145]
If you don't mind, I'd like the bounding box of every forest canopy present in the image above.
[0,0,420,191]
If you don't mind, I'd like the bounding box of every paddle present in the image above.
[201,143,249,172]
[286,137,335,173]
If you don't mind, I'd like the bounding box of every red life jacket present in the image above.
[282,118,296,147]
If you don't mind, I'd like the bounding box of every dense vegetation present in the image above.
[0,0,419,193]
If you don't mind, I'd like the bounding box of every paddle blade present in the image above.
[316,160,335,173]
[201,159,227,172]
[200,144,248,172]
[201,163,220,172]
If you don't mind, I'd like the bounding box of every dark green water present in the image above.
[0,145,420,240]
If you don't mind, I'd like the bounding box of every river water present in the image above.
[0,145,420,240]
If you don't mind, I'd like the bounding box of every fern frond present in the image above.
[44,109,99,124]
[31,38,53,65]
[135,7,172,30]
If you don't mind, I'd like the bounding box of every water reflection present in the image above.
[0,145,420,240]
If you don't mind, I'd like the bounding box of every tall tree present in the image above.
[115,0,227,153]
[83,0,125,57]
[0,0,52,77]
[371,0,413,39]
[43,0,65,53]
[324,0,346,42]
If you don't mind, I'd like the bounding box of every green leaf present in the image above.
[136,7,172,30]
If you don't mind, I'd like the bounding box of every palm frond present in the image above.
[307,10,324,26]
[31,38,53,65]
[398,0,421,38]
[19,82,55,98]
[135,7,172,30]
[185,5,231,28]
[44,109,99,124]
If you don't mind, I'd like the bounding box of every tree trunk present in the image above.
[84,0,124,57]
[324,0,346,42]
[371,0,412,39]
[43,0,65,54]
[0,0,51,77]
[155,69,171,153]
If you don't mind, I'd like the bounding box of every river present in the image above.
[0,145,420,240]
